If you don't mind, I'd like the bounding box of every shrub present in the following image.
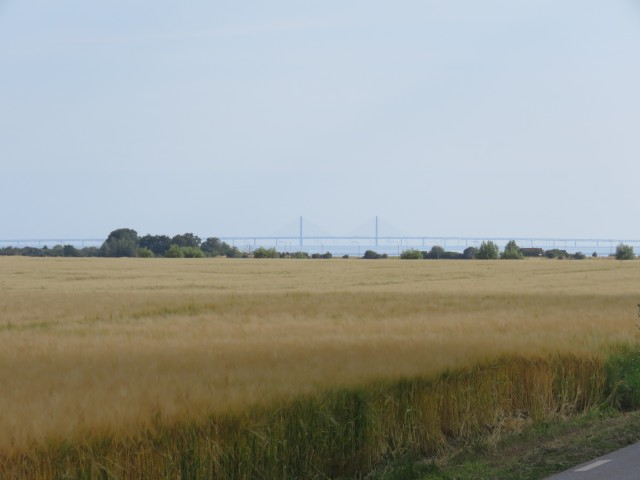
[400,249,423,260]
[605,346,640,410]
[137,247,154,258]
[520,248,544,257]
[164,244,184,258]
[363,250,383,259]
[476,241,499,260]
[615,243,635,260]
[545,249,569,259]
[253,247,279,259]
[572,251,586,260]
[182,247,204,258]
[342,254,349,259]
[501,240,524,260]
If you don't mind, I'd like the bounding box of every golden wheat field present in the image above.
[1,256,639,454]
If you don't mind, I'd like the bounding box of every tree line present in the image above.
[397,240,636,260]
[0,228,242,258]
[0,230,636,260]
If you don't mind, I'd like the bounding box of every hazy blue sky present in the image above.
[2,1,640,239]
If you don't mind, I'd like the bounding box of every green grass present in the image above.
[374,346,640,480]
[378,409,640,480]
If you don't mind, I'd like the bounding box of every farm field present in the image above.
[1,256,639,477]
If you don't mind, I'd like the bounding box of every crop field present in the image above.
[1,256,639,478]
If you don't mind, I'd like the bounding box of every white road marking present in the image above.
[574,460,612,472]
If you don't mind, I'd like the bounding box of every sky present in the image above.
[1,1,640,240]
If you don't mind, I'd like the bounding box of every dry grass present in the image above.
[0,256,638,454]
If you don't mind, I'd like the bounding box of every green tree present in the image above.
[201,237,239,257]
[501,240,524,259]
[400,249,423,260]
[427,246,445,259]
[476,241,499,260]
[171,233,201,248]
[463,246,478,259]
[101,228,139,257]
[616,243,635,260]
[138,234,172,256]
[62,245,80,257]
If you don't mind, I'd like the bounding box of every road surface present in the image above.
[545,442,640,479]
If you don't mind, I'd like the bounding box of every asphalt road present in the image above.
[544,442,640,479]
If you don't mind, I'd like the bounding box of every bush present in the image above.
[520,248,544,257]
[363,250,383,259]
[342,254,349,259]
[182,247,204,258]
[253,247,279,259]
[501,240,524,260]
[476,241,499,260]
[572,251,586,260]
[164,244,184,258]
[137,247,154,258]
[616,243,635,260]
[545,249,569,259]
[400,249,423,260]
[279,251,310,259]
[605,346,640,410]
[310,252,332,259]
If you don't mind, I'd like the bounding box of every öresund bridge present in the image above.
[2,217,639,257]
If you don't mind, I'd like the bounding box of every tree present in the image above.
[501,240,524,259]
[463,246,478,259]
[363,250,383,259]
[62,245,80,257]
[400,249,423,260]
[476,241,499,260]
[201,237,239,257]
[427,246,445,259]
[101,228,139,257]
[201,237,223,256]
[171,233,201,248]
[138,234,172,256]
[616,243,635,260]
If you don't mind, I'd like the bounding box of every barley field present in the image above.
[1,256,639,477]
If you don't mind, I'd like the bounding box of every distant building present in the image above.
[520,248,545,257]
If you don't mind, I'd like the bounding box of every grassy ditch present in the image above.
[1,353,618,479]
